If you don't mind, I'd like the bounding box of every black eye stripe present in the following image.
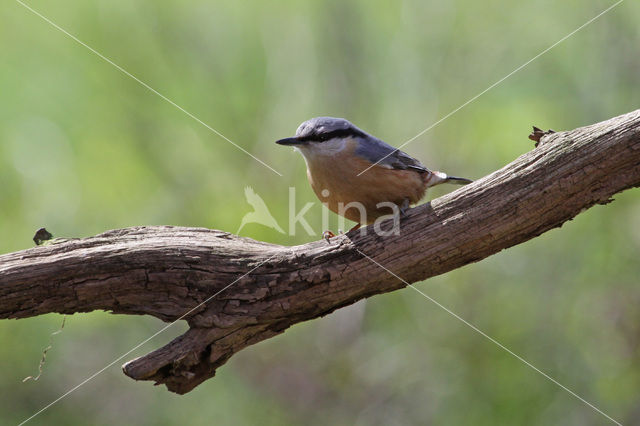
[299,128,367,142]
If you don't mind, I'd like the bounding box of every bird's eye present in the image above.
[317,134,329,142]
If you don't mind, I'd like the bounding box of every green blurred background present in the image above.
[1,0,639,424]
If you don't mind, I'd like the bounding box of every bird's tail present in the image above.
[426,171,473,187]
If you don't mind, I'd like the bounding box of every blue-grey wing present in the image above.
[354,136,428,173]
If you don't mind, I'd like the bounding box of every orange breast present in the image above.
[305,139,427,224]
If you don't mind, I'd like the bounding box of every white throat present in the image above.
[296,137,348,161]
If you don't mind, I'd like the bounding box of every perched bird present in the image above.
[276,117,472,228]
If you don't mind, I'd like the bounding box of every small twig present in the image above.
[23,315,67,382]
[529,126,556,146]
[33,228,53,246]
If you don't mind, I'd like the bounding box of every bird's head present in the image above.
[276,117,368,157]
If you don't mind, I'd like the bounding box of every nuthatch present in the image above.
[276,117,472,228]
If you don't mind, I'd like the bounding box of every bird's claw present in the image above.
[322,230,336,242]
[400,199,411,218]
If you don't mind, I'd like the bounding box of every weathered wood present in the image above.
[1,110,639,393]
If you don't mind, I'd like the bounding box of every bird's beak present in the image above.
[275,137,305,146]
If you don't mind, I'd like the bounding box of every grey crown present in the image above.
[296,117,429,173]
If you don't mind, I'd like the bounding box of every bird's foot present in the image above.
[322,230,336,243]
[400,199,411,218]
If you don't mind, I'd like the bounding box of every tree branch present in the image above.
[1,110,639,394]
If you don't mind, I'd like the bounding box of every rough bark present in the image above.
[1,110,639,394]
